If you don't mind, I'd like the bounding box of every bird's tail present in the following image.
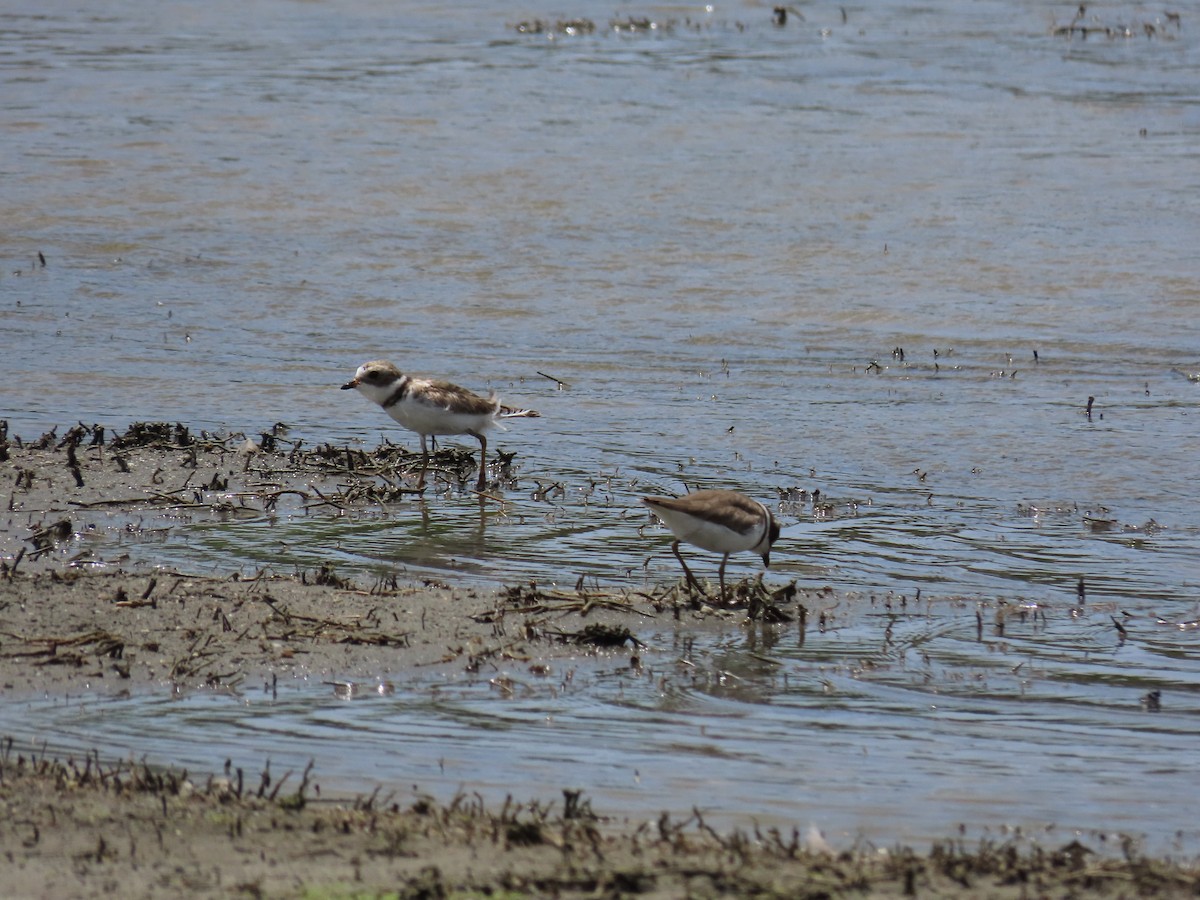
[498,404,540,419]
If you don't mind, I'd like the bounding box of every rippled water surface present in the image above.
[3,0,1199,849]
[11,596,1200,849]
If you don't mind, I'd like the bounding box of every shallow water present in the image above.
[10,594,1200,849]
[2,0,1199,849]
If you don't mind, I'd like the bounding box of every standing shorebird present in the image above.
[642,489,780,596]
[341,360,540,490]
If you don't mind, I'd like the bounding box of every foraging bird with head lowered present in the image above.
[642,489,780,596]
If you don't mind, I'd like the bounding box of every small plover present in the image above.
[642,489,780,595]
[341,360,539,490]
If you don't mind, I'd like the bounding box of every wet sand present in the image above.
[2,424,1198,897]
[7,741,1199,900]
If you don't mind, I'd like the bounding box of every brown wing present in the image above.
[642,489,765,537]
[413,379,498,416]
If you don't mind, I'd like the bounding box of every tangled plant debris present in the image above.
[0,419,540,578]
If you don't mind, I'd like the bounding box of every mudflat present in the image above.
[1,423,1197,898]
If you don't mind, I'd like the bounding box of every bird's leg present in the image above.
[469,430,487,490]
[718,553,729,601]
[416,434,430,490]
[671,540,704,595]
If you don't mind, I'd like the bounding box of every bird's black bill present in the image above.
[340,381,358,390]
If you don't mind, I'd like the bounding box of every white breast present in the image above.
[384,398,500,436]
[655,507,765,554]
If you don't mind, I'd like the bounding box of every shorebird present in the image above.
[341,360,539,490]
[642,489,780,596]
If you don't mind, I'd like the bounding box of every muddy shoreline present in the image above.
[0,420,796,697]
[2,425,1198,897]
[5,739,1198,900]
[0,567,663,696]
